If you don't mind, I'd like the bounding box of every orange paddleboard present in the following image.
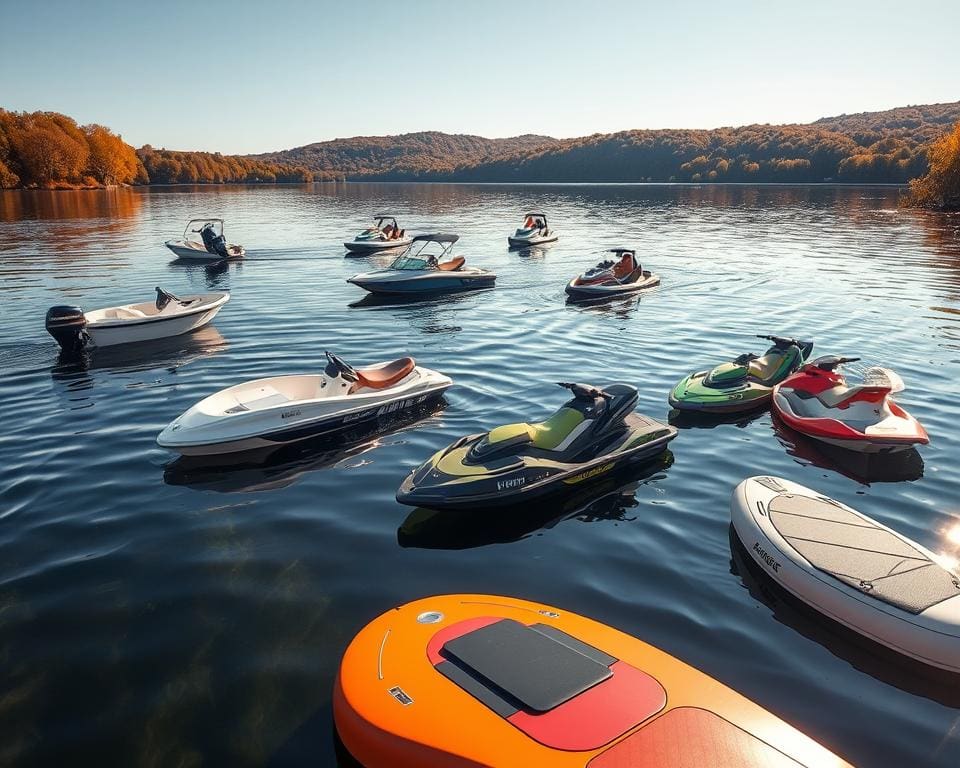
[334,594,853,767]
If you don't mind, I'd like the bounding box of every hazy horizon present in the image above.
[2,0,958,155]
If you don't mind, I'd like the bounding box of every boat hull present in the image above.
[158,369,452,456]
[164,240,244,261]
[348,272,496,296]
[344,237,413,253]
[86,294,229,348]
[508,233,559,247]
[566,272,660,300]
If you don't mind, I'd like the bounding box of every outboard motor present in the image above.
[45,305,88,352]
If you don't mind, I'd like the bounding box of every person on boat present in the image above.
[381,223,394,240]
[613,251,639,279]
[194,223,229,259]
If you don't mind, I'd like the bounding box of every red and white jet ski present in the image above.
[772,355,928,454]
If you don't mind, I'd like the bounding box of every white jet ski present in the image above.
[157,351,452,456]
[344,213,413,253]
[45,288,229,352]
[565,249,660,301]
[347,234,495,296]
[165,218,244,261]
[732,475,960,672]
[507,211,558,247]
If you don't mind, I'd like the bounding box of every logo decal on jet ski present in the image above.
[564,462,615,485]
[497,477,526,491]
[753,541,781,572]
[281,409,302,419]
[388,686,413,706]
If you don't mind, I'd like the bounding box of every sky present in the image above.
[1,0,958,154]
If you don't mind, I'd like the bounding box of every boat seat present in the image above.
[486,408,586,452]
[748,354,786,384]
[110,307,148,319]
[437,256,465,271]
[353,357,416,391]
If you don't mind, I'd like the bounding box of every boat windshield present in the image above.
[388,254,435,271]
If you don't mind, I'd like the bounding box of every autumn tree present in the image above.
[908,121,960,210]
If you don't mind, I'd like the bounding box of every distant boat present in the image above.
[165,218,244,261]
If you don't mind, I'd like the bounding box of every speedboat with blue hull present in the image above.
[397,382,677,509]
[157,352,452,457]
[347,234,495,295]
[344,213,413,253]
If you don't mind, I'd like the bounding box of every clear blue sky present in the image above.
[1,0,957,154]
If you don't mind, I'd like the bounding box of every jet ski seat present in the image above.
[748,354,788,384]
[437,256,465,271]
[487,407,585,451]
[353,357,416,391]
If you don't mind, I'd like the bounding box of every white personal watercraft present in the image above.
[347,234,495,296]
[732,476,960,672]
[344,213,413,253]
[507,211,558,247]
[165,218,244,261]
[157,351,452,456]
[565,249,660,301]
[45,287,229,352]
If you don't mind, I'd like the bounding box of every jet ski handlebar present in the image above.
[325,350,359,381]
[757,334,802,348]
[557,382,611,400]
[813,355,860,371]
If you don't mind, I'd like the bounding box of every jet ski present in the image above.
[669,335,814,414]
[164,218,244,261]
[347,234,495,296]
[732,476,960,672]
[565,249,660,301]
[396,382,677,509]
[157,351,452,456]
[344,213,413,253]
[334,594,853,768]
[772,356,928,453]
[507,211,558,247]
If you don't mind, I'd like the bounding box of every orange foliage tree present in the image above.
[908,121,960,210]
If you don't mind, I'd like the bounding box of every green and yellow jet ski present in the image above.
[396,382,677,509]
[668,335,813,414]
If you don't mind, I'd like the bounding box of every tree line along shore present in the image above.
[1,105,958,210]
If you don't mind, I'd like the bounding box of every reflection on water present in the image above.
[398,453,673,550]
[1,184,959,767]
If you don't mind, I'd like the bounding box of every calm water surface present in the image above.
[1,183,959,767]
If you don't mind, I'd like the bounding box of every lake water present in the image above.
[1,183,959,767]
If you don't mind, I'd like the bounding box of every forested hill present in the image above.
[254,132,558,180]
[254,101,960,184]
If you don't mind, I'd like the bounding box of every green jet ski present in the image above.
[396,382,677,509]
[669,335,814,414]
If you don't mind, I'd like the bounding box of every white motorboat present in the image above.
[157,351,453,456]
[507,211,559,247]
[565,249,660,301]
[347,234,495,295]
[165,219,244,261]
[45,288,229,351]
[732,476,960,672]
[344,213,414,253]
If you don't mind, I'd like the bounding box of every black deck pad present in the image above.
[441,618,612,712]
[768,493,960,615]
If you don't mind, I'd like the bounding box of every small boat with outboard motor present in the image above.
[157,351,452,456]
[45,287,229,352]
[334,594,852,768]
[347,234,495,296]
[669,335,814,414]
[732,476,960,672]
[164,218,244,261]
[344,213,413,253]
[565,248,659,301]
[507,211,558,247]
[772,356,928,453]
[396,381,677,509]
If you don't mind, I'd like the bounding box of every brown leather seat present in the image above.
[352,357,416,391]
[613,254,637,279]
[437,256,465,271]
